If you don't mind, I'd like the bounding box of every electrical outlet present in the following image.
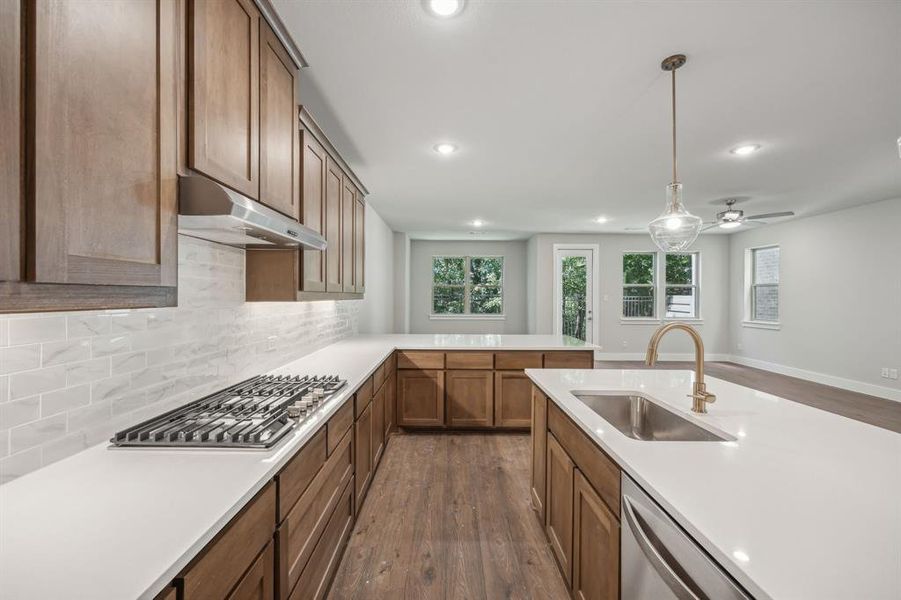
[881,368,889,378]
[622,340,628,348]
[890,368,899,380]
[266,335,277,351]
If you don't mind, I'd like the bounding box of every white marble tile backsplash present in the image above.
[0,236,359,484]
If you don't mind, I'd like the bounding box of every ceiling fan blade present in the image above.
[746,211,795,220]
[700,224,720,232]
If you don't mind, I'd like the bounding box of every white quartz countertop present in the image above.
[526,368,901,600]
[0,334,592,600]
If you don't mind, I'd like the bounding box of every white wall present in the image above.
[408,240,528,334]
[528,233,732,358]
[393,233,411,334]
[728,197,901,399]
[357,204,395,334]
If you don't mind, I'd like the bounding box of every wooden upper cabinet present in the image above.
[259,20,299,218]
[341,177,356,293]
[0,0,21,283]
[324,159,343,292]
[354,197,365,293]
[300,130,327,292]
[189,0,260,198]
[29,0,177,288]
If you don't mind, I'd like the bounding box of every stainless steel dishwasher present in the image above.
[621,475,753,599]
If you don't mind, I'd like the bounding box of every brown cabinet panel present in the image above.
[245,249,297,301]
[326,400,353,456]
[372,384,385,468]
[0,0,20,282]
[372,360,386,394]
[531,385,548,521]
[341,177,356,293]
[548,402,620,519]
[259,21,298,218]
[277,428,327,521]
[189,0,259,198]
[543,351,594,369]
[546,433,574,587]
[180,482,276,600]
[397,351,445,370]
[354,198,365,293]
[354,378,373,418]
[446,370,494,428]
[385,373,396,436]
[31,0,178,288]
[287,478,354,600]
[397,369,445,428]
[572,470,619,600]
[445,352,494,370]
[495,351,543,370]
[228,541,274,600]
[155,586,177,600]
[324,159,343,292]
[494,370,533,429]
[300,131,327,292]
[354,402,372,512]
[278,429,352,598]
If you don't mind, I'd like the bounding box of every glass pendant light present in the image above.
[648,54,702,252]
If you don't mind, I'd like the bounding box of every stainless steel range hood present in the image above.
[177,175,326,249]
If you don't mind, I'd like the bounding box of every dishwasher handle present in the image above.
[622,493,701,600]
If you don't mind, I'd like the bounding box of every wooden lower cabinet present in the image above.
[530,386,548,521]
[543,351,594,369]
[385,373,396,435]
[494,370,533,428]
[546,433,574,586]
[229,542,274,600]
[446,370,494,427]
[354,402,373,512]
[397,369,445,427]
[372,383,386,468]
[572,470,620,600]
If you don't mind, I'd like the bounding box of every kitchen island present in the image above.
[526,368,901,600]
[0,334,594,600]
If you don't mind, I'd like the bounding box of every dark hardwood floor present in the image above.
[328,434,569,600]
[595,360,901,433]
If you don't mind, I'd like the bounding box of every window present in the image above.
[622,253,656,318]
[665,253,699,318]
[749,246,780,322]
[432,256,503,316]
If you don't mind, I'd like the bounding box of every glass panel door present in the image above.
[556,249,594,343]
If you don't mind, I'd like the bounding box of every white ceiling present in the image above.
[273,0,901,239]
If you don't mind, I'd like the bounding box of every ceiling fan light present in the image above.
[719,221,742,229]
[648,183,702,251]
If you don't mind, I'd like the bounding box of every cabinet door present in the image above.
[1,0,21,282]
[259,21,298,218]
[31,0,177,287]
[385,373,396,436]
[546,433,574,586]
[371,384,385,468]
[228,542,274,600]
[531,386,548,521]
[354,197,365,293]
[341,177,356,293]
[397,370,445,428]
[354,402,372,512]
[573,470,619,600]
[189,0,259,198]
[494,370,533,428]
[300,130,327,292]
[446,370,493,428]
[324,159,343,292]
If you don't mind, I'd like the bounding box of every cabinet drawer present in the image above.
[543,351,594,369]
[327,400,353,456]
[288,477,355,600]
[228,541,274,600]
[277,428,327,521]
[180,482,276,600]
[445,351,494,370]
[494,351,542,370]
[548,403,620,518]
[355,377,373,418]
[397,351,445,370]
[278,429,352,597]
[373,360,387,392]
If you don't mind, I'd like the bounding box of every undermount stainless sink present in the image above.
[572,393,730,442]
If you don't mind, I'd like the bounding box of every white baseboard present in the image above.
[596,352,732,362]
[726,355,901,403]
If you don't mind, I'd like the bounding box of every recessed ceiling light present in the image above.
[594,216,609,224]
[426,0,464,18]
[434,143,457,155]
[730,144,761,156]
[471,219,484,227]
[719,221,742,229]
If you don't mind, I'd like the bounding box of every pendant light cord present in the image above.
[671,67,678,183]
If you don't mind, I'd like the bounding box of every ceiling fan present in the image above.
[702,199,795,231]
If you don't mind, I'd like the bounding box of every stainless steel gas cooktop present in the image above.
[110,374,346,449]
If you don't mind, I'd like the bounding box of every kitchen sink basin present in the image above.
[572,393,730,442]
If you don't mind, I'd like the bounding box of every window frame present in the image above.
[664,252,701,320]
[743,244,781,329]
[621,252,658,321]
[430,255,506,320]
